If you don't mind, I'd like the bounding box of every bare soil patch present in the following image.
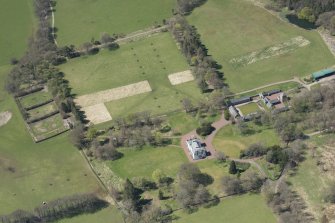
[82,103,112,125]
[230,36,311,67]
[0,111,12,127]
[168,70,195,85]
[75,81,152,107]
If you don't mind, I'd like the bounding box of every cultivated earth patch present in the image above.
[0,111,12,127]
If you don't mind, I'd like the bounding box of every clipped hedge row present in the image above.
[27,111,59,124]
[24,99,54,111]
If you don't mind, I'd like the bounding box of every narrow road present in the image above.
[229,77,306,97]
[77,25,168,54]
[115,25,168,44]
[49,2,57,46]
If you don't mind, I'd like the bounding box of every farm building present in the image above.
[312,68,335,81]
[259,90,286,108]
[229,105,240,120]
[186,138,207,160]
[230,96,252,106]
[261,89,281,97]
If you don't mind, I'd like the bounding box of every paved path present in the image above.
[229,77,307,97]
[180,112,231,162]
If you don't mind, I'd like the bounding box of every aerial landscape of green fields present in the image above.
[1,0,335,222]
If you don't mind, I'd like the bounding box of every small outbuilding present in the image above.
[230,96,252,106]
[312,68,335,81]
[229,105,240,119]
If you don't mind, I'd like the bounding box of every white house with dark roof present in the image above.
[186,138,207,160]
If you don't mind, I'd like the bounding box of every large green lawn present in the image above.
[0,66,110,215]
[55,0,175,46]
[175,194,277,223]
[60,33,203,117]
[108,146,188,179]
[188,0,335,93]
[56,206,123,223]
[0,0,36,66]
[213,124,280,158]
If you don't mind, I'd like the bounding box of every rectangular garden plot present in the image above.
[237,102,260,116]
[29,114,69,142]
[19,89,53,109]
[26,102,58,121]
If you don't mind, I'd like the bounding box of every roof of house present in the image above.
[262,89,281,96]
[230,96,251,105]
[229,105,239,117]
[186,138,207,159]
[312,68,335,80]
[270,99,280,105]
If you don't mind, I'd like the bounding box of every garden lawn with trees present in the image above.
[54,0,175,46]
[213,123,280,158]
[60,33,204,117]
[187,0,335,93]
[108,146,188,179]
[0,0,36,66]
[175,194,277,223]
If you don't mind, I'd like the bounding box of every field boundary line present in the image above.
[79,150,127,222]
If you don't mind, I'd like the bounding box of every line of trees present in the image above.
[265,182,314,223]
[169,15,226,93]
[176,0,207,15]
[0,193,107,223]
[221,171,265,195]
[175,163,215,211]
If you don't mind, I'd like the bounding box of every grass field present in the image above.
[288,134,335,220]
[55,0,175,46]
[56,206,123,223]
[108,146,188,179]
[0,0,36,66]
[237,102,260,116]
[213,124,280,158]
[60,33,203,117]
[188,0,335,93]
[19,90,53,108]
[0,66,107,215]
[175,194,277,223]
